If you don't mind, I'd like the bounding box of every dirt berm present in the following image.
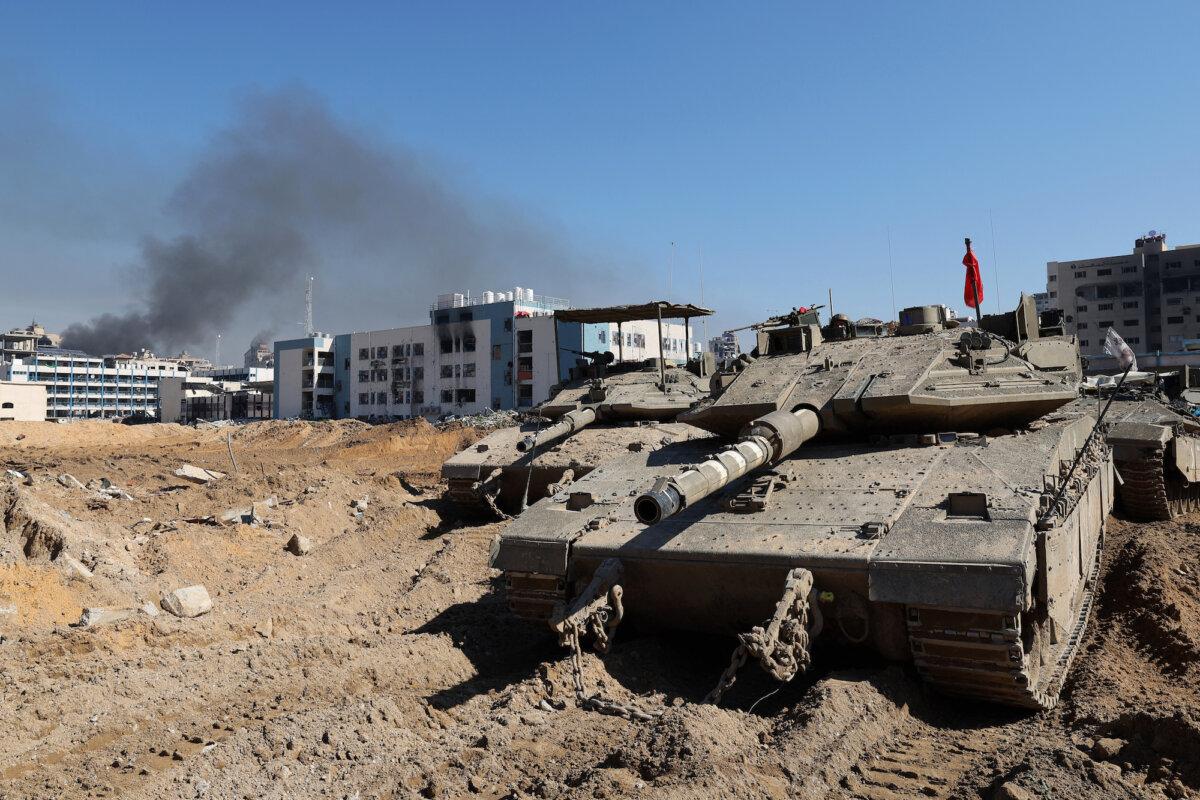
[0,419,1196,799]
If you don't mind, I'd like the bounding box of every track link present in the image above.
[1115,447,1200,521]
[906,535,1102,711]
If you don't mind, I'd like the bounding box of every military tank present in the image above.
[492,295,1112,710]
[1097,375,1200,520]
[442,302,716,516]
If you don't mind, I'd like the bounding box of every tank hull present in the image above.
[494,408,1112,709]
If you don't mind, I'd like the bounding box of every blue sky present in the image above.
[2,2,1199,357]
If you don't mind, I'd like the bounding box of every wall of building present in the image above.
[1047,234,1200,358]
[273,339,323,419]
[0,381,47,422]
[581,320,699,365]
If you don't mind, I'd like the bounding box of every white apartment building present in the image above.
[0,348,189,419]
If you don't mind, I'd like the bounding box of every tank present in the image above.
[1095,372,1200,519]
[441,302,717,516]
[492,294,1112,710]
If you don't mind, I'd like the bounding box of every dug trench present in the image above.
[0,419,1197,799]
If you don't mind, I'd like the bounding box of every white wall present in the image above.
[0,381,47,421]
[276,347,305,418]
[599,319,698,364]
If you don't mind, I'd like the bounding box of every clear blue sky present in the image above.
[3,2,1198,357]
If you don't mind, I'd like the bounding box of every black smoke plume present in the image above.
[61,87,597,356]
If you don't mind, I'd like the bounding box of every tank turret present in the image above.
[441,301,716,515]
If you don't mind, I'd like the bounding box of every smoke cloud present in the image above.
[61,86,599,356]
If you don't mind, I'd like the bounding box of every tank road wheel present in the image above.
[1115,449,1200,521]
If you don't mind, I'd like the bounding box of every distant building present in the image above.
[244,341,274,368]
[0,348,188,419]
[158,375,273,424]
[0,381,47,422]
[1047,232,1200,359]
[272,288,699,420]
[709,332,740,361]
[1,321,61,362]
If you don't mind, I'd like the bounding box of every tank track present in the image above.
[906,536,1102,710]
[1115,447,1200,521]
[444,476,507,518]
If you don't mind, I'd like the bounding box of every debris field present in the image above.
[0,418,1198,799]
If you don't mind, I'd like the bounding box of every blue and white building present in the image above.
[0,347,189,419]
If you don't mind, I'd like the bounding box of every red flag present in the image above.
[963,238,983,311]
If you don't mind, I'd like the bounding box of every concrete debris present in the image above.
[160,585,213,618]
[215,496,277,526]
[141,602,159,617]
[439,408,519,431]
[85,477,112,491]
[76,606,135,628]
[6,468,27,481]
[351,497,369,511]
[254,618,274,638]
[57,473,86,490]
[173,464,226,485]
[62,555,94,579]
[286,534,312,556]
[0,603,16,617]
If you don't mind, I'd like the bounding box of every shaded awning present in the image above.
[554,301,714,324]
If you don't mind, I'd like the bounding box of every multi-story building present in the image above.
[1,321,61,362]
[709,332,740,361]
[1046,232,1200,359]
[273,288,699,421]
[0,347,189,419]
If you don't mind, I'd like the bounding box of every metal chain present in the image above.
[705,567,815,706]
[563,617,662,722]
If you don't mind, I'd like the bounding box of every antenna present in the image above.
[669,242,676,301]
[304,275,315,336]
[989,210,1000,314]
[698,246,707,350]
[887,225,897,321]
[215,333,221,367]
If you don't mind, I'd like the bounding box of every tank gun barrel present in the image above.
[633,407,820,525]
[516,407,598,453]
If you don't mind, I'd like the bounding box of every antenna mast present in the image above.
[305,276,315,336]
[887,225,897,321]
[698,246,707,350]
[669,242,676,301]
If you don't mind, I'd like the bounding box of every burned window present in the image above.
[412,343,424,356]
[440,365,453,378]
[440,339,453,354]
[358,348,369,360]
[440,389,453,403]
[463,363,476,377]
[463,336,476,352]
[358,370,369,382]
[456,389,476,403]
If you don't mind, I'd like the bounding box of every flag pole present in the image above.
[965,237,982,324]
